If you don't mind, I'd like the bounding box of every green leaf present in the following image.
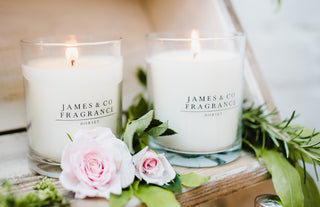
[296,164,320,207]
[128,94,149,121]
[110,186,133,207]
[146,119,163,130]
[136,67,147,88]
[242,139,262,161]
[134,184,180,207]
[134,135,149,153]
[66,133,73,142]
[261,149,304,207]
[122,110,154,153]
[133,180,140,191]
[179,172,210,188]
[162,174,182,194]
[147,121,169,137]
[161,128,177,136]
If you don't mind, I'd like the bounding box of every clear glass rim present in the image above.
[20,34,122,47]
[146,31,245,41]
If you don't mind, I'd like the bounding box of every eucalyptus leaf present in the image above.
[296,164,320,207]
[134,184,180,207]
[179,172,210,188]
[162,174,182,194]
[110,186,133,207]
[261,149,304,207]
[122,110,153,153]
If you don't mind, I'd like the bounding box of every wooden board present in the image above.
[1,132,269,206]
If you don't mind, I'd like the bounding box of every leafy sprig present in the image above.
[123,85,176,154]
[242,103,320,207]
[0,177,69,207]
[110,173,209,207]
[242,103,320,175]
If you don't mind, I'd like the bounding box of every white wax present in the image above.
[23,55,123,161]
[147,50,243,152]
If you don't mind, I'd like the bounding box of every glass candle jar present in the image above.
[255,195,283,207]
[21,35,123,177]
[146,31,245,167]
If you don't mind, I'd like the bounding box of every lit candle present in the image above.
[147,31,245,160]
[21,36,123,167]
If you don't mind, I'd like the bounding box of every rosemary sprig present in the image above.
[242,103,320,177]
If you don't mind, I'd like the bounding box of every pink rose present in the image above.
[60,127,135,199]
[133,147,176,186]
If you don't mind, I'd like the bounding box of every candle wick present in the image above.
[71,60,75,67]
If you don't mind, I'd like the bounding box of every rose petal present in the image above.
[59,127,135,199]
[133,147,176,186]
[59,170,79,191]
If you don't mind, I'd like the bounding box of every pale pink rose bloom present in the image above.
[133,147,176,186]
[60,127,135,199]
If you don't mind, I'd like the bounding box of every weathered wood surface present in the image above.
[1,132,270,206]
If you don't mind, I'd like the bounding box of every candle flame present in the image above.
[65,47,78,67]
[191,30,200,54]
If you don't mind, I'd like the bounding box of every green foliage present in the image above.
[162,175,182,194]
[179,172,210,188]
[122,110,154,153]
[0,177,69,207]
[133,182,180,207]
[296,164,320,207]
[123,95,176,154]
[128,94,149,121]
[260,149,304,207]
[147,121,169,137]
[136,67,147,88]
[110,186,133,207]
[242,103,320,173]
[242,103,320,206]
[66,133,73,142]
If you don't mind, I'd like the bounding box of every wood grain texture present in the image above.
[1,132,269,206]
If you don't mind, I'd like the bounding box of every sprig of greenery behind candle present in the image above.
[242,103,320,207]
[242,103,320,171]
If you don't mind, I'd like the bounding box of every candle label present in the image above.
[182,92,239,117]
[56,99,115,125]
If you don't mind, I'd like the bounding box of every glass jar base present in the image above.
[28,149,61,178]
[149,137,241,167]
